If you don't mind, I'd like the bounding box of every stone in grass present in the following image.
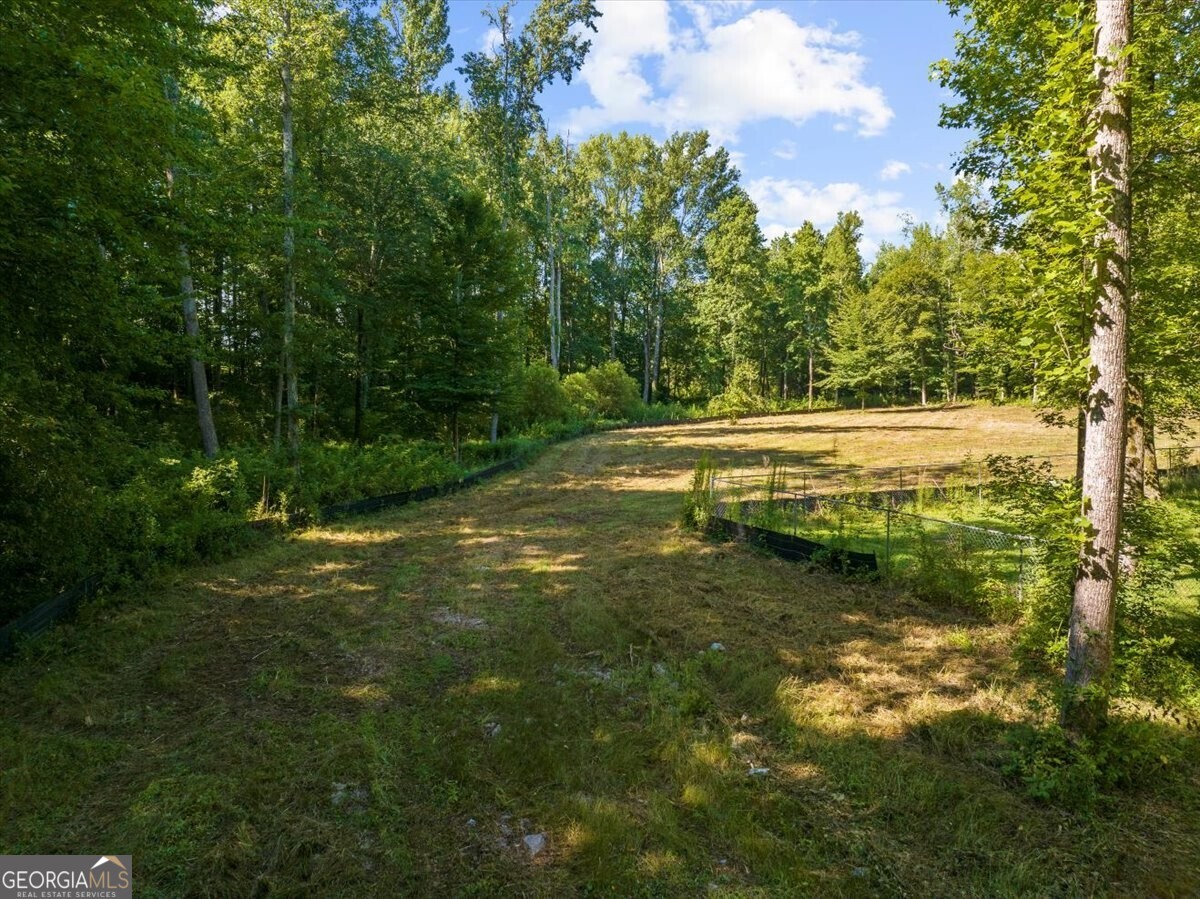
[432,607,487,630]
[709,642,726,652]
[748,766,769,777]
[331,782,369,812]
[523,833,547,857]
[484,721,502,738]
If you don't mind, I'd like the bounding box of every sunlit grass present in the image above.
[1,406,1197,895]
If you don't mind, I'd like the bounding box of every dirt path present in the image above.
[3,407,1197,897]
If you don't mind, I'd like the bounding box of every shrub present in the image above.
[562,372,599,420]
[583,361,643,420]
[1003,718,1179,808]
[512,362,571,427]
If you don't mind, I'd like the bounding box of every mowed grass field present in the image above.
[3,405,1199,896]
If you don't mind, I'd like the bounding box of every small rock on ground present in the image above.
[523,833,547,857]
[432,607,487,630]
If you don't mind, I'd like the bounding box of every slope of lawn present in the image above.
[3,405,1198,896]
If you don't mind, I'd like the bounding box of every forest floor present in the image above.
[3,404,1199,896]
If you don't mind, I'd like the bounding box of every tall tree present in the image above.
[1064,0,1133,733]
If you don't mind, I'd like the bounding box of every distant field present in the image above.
[2,404,1198,896]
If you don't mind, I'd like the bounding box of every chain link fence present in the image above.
[721,445,1200,499]
[710,472,1038,612]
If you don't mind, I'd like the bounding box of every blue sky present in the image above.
[445,0,971,257]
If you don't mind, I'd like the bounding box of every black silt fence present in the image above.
[318,457,522,521]
[707,515,878,574]
[1,456,528,659]
[0,576,100,657]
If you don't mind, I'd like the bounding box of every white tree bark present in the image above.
[1063,0,1132,734]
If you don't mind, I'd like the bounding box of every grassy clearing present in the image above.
[3,405,1199,896]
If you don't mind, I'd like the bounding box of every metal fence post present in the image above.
[885,507,892,577]
[792,493,799,537]
[1017,541,1025,603]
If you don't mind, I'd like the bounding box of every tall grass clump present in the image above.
[682,453,717,530]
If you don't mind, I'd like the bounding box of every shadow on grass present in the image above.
[2,444,1199,896]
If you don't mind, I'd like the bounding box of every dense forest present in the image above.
[2,0,1198,629]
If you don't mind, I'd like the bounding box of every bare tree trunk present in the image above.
[642,323,651,405]
[1124,374,1145,500]
[273,363,284,451]
[808,347,815,410]
[281,11,300,461]
[651,251,664,404]
[1063,0,1132,736]
[608,278,618,361]
[1075,400,1087,483]
[164,80,219,459]
[181,243,220,457]
[354,305,366,445]
[546,191,562,371]
[1144,402,1162,500]
[921,377,928,407]
[554,258,562,369]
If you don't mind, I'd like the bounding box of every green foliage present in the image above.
[570,361,643,421]
[681,454,717,530]
[509,362,571,427]
[986,456,1200,718]
[1003,718,1180,808]
[706,362,771,418]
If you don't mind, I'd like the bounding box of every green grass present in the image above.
[2,406,1199,896]
[727,486,1033,617]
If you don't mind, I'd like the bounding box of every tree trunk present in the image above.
[546,190,561,370]
[354,305,366,445]
[1063,0,1132,736]
[921,377,927,407]
[181,243,220,457]
[212,252,223,390]
[1124,374,1145,501]
[650,251,664,404]
[1075,400,1087,483]
[164,80,219,459]
[273,363,284,451]
[642,316,652,405]
[807,348,815,410]
[281,12,300,461]
[1144,403,1162,500]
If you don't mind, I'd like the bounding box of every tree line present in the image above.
[1,0,1074,484]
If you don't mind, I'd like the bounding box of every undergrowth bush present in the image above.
[1003,717,1181,809]
[681,454,717,530]
[508,363,571,428]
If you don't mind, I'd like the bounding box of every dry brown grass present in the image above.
[2,404,1198,896]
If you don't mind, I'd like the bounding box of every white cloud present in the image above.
[481,25,502,54]
[566,0,673,135]
[747,176,912,257]
[566,3,892,143]
[772,140,797,161]
[879,159,911,181]
[679,0,755,34]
